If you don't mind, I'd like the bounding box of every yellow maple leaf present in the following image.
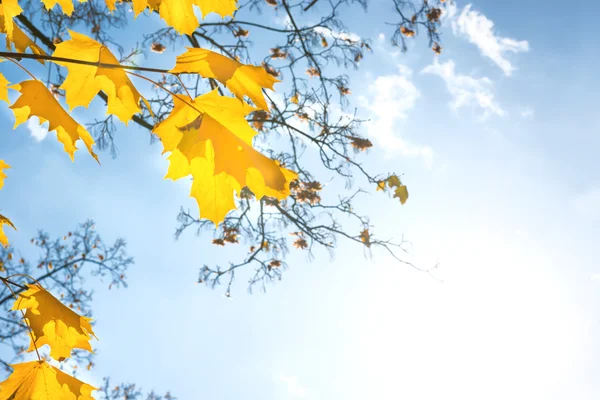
[10,80,99,162]
[154,90,257,152]
[123,0,237,35]
[170,48,278,110]
[0,0,22,41]
[0,360,96,400]
[0,5,46,60]
[0,159,10,189]
[0,214,16,248]
[188,155,240,224]
[53,30,143,124]
[155,91,297,224]
[39,0,76,15]
[0,73,8,103]
[12,284,97,361]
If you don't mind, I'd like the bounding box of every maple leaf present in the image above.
[40,0,78,16]
[0,73,8,103]
[378,175,409,205]
[0,6,46,59]
[10,80,99,162]
[12,284,98,361]
[359,229,371,247]
[53,30,143,124]
[126,0,238,35]
[0,360,96,400]
[0,159,10,189]
[189,156,240,224]
[0,214,16,248]
[400,26,415,37]
[0,0,23,41]
[155,90,297,225]
[170,48,279,110]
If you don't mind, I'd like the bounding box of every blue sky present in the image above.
[1,0,599,398]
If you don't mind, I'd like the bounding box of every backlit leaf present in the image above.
[124,0,237,35]
[359,229,371,247]
[0,214,16,248]
[53,30,143,124]
[170,47,278,110]
[12,284,98,361]
[0,159,10,189]
[0,360,96,400]
[377,174,409,205]
[0,73,8,103]
[40,0,76,16]
[0,0,23,41]
[155,91,297,225]
[10,80,99,162]
[0,5,46,59]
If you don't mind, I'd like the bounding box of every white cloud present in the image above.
[26,117,49,142]
[591,273,600,281]
[451,4,529,76]
[574,186,600,222]
[422,59,505,118]
[274,373,308,398]
[520,106,535,118]
[359,65,433,166]
[274,14,291,28]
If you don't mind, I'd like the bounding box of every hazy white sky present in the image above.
[0,0,599,398]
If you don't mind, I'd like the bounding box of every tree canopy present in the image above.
[0,0,448,397]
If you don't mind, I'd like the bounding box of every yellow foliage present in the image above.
[377,175,409,205]
[40,0,76,16]
[0,73,8,103]
[189,155,239,224]
[0,360,96,400]
[155,90,296,225]
[170,47,278,110]
[0,0,23,41]
[0,5,46,60]
[0,160,10,189]
[109,0,237,35]
[10,80,99,162]
[0,214,16,248]
[12,284,98,361]
[53,30,143,124]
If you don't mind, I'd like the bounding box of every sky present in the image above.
[1,0,600,398]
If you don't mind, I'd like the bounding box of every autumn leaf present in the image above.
[12,284,98,361]
[10,80,99,162]
[125,0,237,35]
[170,47,279,110]
[0,360,96,400]
[53,30,143,124]
[40,0,77,16]
[0,214,16,248]
[0,73,8,103]
[393,184,409,204]
[189,156,240,224]
[0,159,10,189]
[377,175,409,205]
[0,0,23,41]
[359,229,371,247]
[155,90,297,225]
[400,26,415,37]
[0,6,46,60]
